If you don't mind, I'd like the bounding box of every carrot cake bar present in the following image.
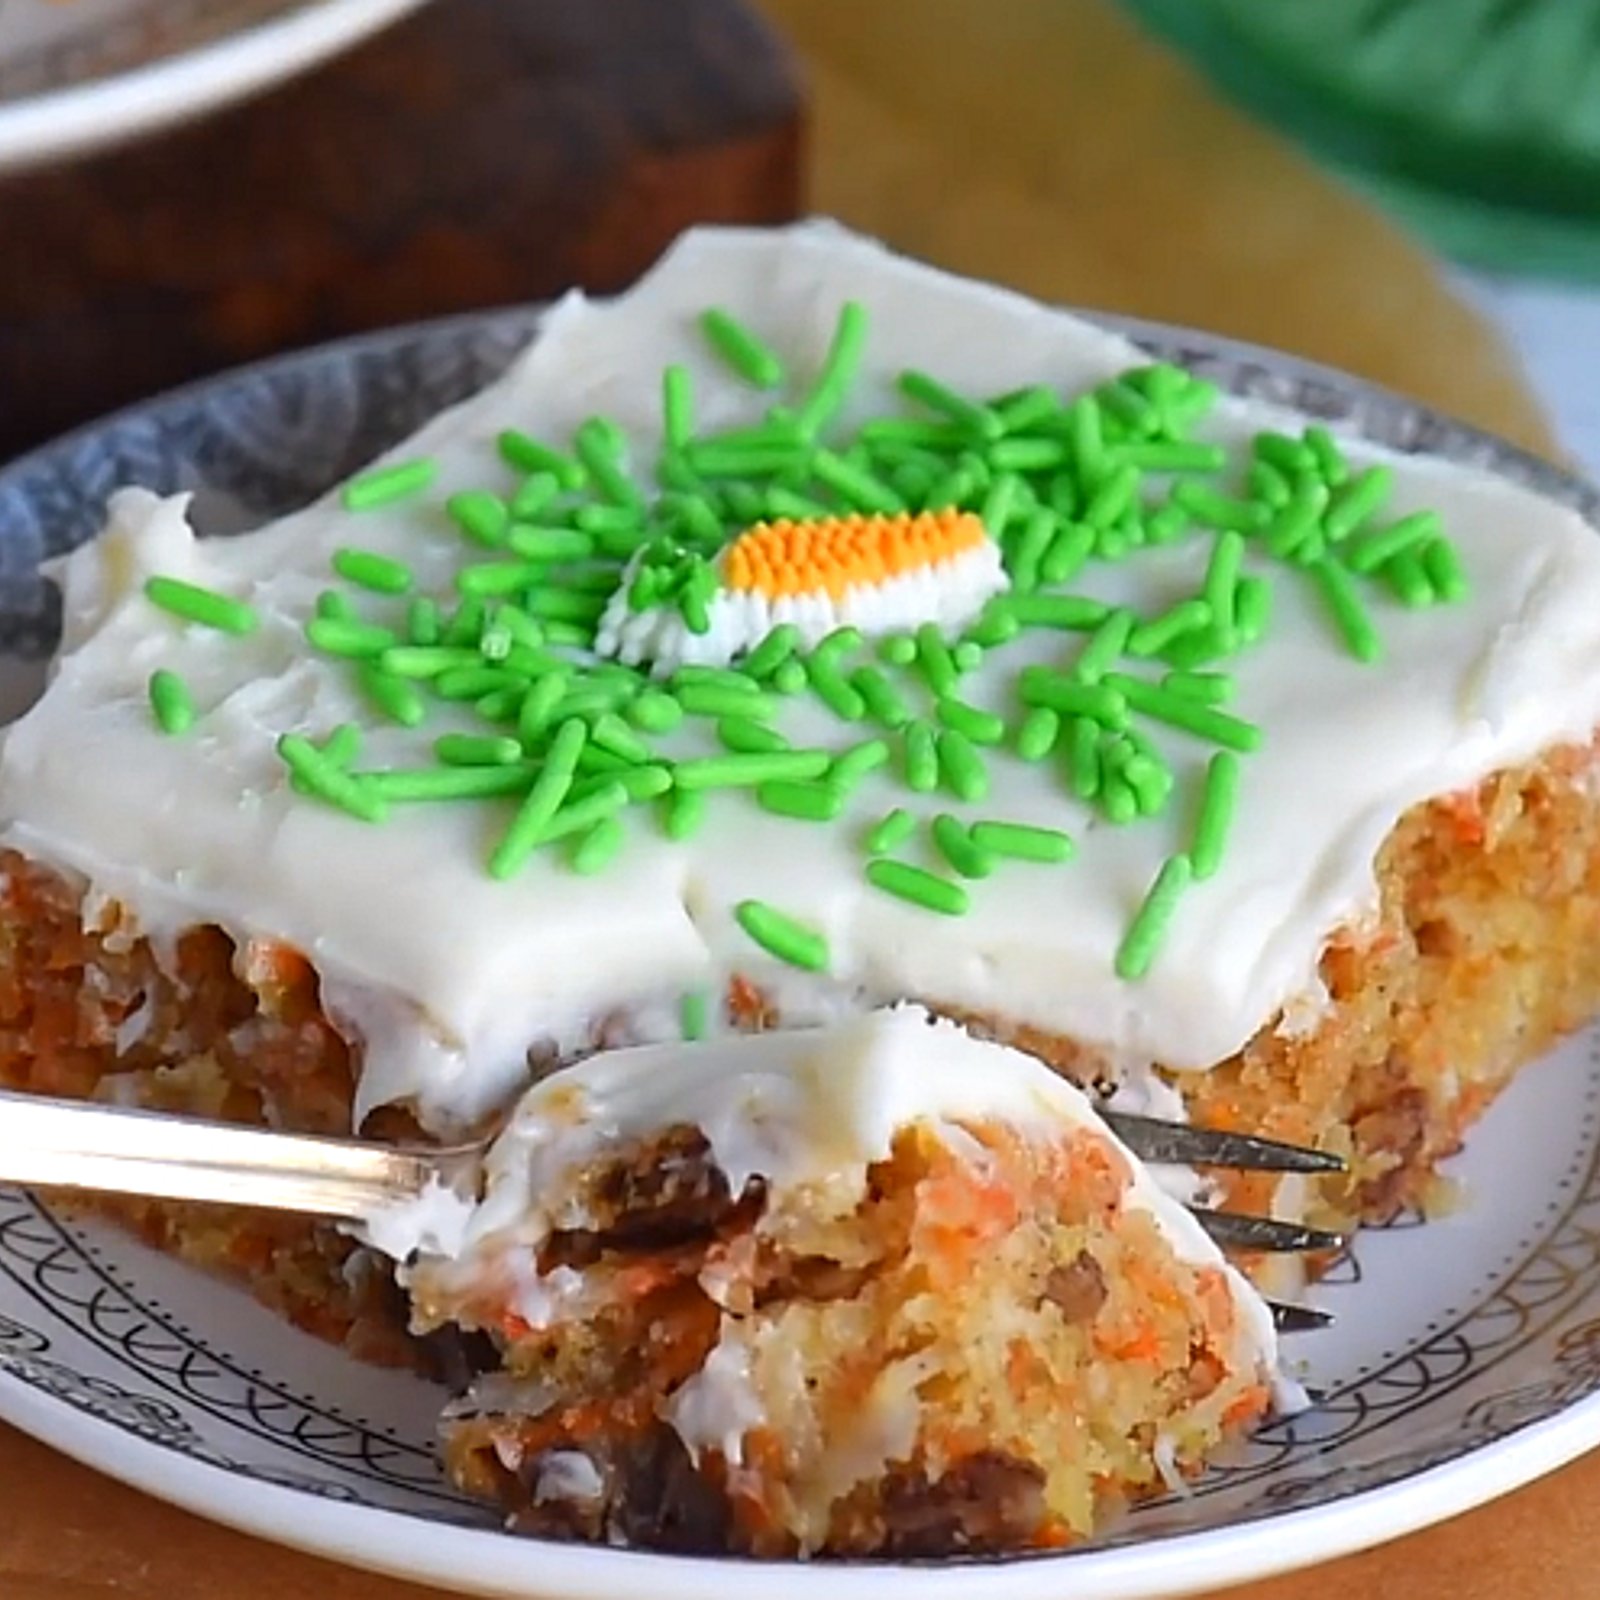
[3,221,1600,1353]
[402,1006,1281,1555]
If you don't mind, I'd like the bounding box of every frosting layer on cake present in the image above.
[4,222,1600,1128]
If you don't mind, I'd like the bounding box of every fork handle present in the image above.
[0,1089,436,1222]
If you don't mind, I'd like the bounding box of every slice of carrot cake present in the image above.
[2,221,1600,1349]
[403,1006,1281,1555]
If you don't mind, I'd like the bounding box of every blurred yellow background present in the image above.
[758,0,1554,459]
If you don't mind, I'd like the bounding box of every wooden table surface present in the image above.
[3,0,1588,1595]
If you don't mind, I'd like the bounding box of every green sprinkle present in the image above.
[1247,460,1292,509]
[1191,751,1241,881]
[356,665,426,727]
[688,441,806,480]
[509,474,561,523]
[1083,463,1139,532]
[764,486,830,521]
[1253,432,1316,475]
[1234,576,1272,644]
[673,750,832,790]
[1074,607,1135,682]
[811,448,903,514]
[1347,510,1443,574]
[814,625,863,666]
[1116,440,1228,473]
[674,663,764,691]
[341,458,436,511]
[1203,530,1246,633]
[1101,775,1140,824]
[1264,477,1329,558]
[853,666,912,729]
[1422,538,1468,602]
[969,819,1074,863]
[718,715,788,755]
[952,640,983,673]
[1386,548,1435,608]
[332,547,413,595]
[662,364,695,452]
[913,623,960,698]
[148,669,195,735]
[903,721,939,793]
[320,723,362,767]
[744,623,801,679]
[735,899,829,971]
[277,735,387,823]
[364,764,529,801]
[589,712,652,764]
[700,308,786,389]
[436,666,520,701]
[989,438,1069,473]
[1018,669,1128,726]
[1305,425,1349,487]
[1128,598,1211,658]
[575,417,640,508]
[488,719,587,878]
[772,658,809,695]
[832,737,891,789]
[1015,706,1061,762]
[525,588,608,626]
[923,462,979,511]
[793,301,868,439]
[455,560,540,599]
[936,729,989,801]
[999,593,1109,632]
[443,599,487,648]
[1143,503,1190,546]
[993,384,1061,433]
[680,990,710,1041]
[664,788,707,841]
[305,617,396,659]
[1323,465,1394,543]
[1115,855,1194,980]
[143,576,258,636]
[1162,669,1234,705]
[757,780,845,822]
[1171,483,1268,535]
[865,859,969,917]
[405,597,441,646]
[1066,716,1102,800]
[962,607,1019,649]
[1311,560,1382,663]
[316,589,354,622]
[806,656,867,721]
[936,695,1006,746]
[1069,398,1107,483]
[1158,626,1238,671]
[435,733,522,767]
[506,526,594,563]
[615,764,674,802]
[1104,674,1261,752]
[534,780,632,847]
[931,813,994,879]
[1005,506,1056,591]
[678,683,776,721]
[498,430,584,489]
[1040,521,1095,586]
[517,672,570,741]
[569,816,626,875]
[865,807,916,855]
[899,369,1003,440]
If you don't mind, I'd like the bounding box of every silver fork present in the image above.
[0,1088,1342,1331]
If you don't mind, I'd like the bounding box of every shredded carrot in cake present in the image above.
[722,510,989,600]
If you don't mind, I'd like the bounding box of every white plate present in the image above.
[0,308,1598,1597]
[0,0,431,173]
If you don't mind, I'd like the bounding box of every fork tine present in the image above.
[1102,1111,1347,1174]
[1191,1208,1345,1254]
[1268,1300,1334,1333]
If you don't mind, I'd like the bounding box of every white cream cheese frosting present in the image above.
[4,221,1600,1131]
